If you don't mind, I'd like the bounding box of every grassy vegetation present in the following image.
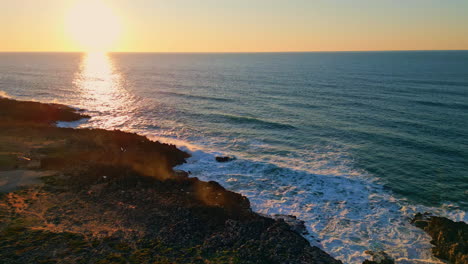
[0,98,242,263]
[0,221,240,264]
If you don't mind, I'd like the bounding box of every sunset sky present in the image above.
[1,0,468,52]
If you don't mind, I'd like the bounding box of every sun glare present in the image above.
[65,1,122,52]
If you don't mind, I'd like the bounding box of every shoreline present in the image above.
[0,97,342,263]
[1,97,466,264]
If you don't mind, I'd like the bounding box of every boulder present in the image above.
[412,213,468,264]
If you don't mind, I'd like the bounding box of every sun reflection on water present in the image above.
[74,52,135,129]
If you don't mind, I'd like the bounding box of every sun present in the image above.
[65,0,122,52]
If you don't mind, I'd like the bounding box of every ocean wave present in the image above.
[47,110,468,263]
[410,100,468,110]
[156,90,235,102]
[399,79,468,87]
[213,113,296,129]
[278,101,322,110]
[52,104,465,264]
[173,144,466,264]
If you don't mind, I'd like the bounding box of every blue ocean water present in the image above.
[1,51,467,263]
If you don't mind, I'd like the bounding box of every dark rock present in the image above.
[172,169,189,178]
[413,220,429,229]
[272,214,309,235]
[215,156,235,162]
[412,212,432,221]
[362,251,395,264]
[0,97,89,124]
[412,213,468,264]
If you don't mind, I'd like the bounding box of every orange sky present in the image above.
[1,0,467,52]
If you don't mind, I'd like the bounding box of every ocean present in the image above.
[1,51,467,263]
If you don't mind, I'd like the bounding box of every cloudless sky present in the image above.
[1,0,467,52]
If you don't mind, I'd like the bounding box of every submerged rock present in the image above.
[362,251,395,264]
[215,156,236,162]
[412,213,468,264]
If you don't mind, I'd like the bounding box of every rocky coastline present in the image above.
[412,213,467,264]
[0,97,341,263]
[1,97,466,264]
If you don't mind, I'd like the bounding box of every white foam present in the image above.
[173,144,466,264]
[53,112,466,264]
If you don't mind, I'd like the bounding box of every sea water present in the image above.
[1,51,467,263]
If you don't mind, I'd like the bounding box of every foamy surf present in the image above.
[159,139,465,264]
[5,51,465,264]
[49,103,467,264]
[58,119,464,264]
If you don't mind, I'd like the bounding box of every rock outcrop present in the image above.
[0,98,342,264]
[0,97,88,124]
[412,213,468,264]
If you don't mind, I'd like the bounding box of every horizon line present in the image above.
[1,49,467,54]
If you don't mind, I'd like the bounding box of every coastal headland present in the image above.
[1,97,466,264]
[0,97,341,264]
